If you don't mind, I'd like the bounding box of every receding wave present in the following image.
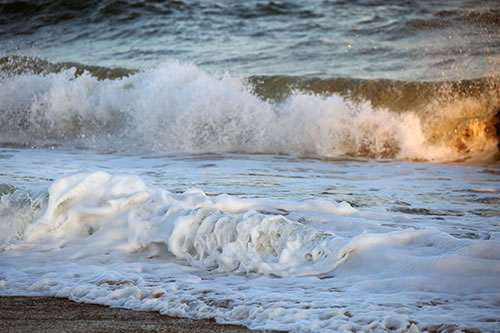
[1,57,499,163]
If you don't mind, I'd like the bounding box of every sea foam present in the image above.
[1,61,497,162]
[22,171,351,277]
[1,171,500,332]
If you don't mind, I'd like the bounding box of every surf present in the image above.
[1,57,499,163]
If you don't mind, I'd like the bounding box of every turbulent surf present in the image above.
[1,56,499,163]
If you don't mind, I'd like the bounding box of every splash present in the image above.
[0,59,498,162]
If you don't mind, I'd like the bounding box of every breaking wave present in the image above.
[1,57,499,163]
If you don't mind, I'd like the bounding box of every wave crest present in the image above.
[0,59,498,162]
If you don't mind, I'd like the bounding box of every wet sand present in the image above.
[0,296,278,333]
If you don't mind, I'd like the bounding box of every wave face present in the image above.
[1,58,499,163]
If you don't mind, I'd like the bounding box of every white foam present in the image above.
[1,62,497,162]
[0,190,47,243]
[21,172,352,277]
[1,171,500,332]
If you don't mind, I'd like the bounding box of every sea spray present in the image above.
[1,60,498,162]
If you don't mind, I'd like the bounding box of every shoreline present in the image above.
[0,296,279,333]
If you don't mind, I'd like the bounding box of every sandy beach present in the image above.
[0,296,278,333]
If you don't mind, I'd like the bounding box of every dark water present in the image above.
[1,0,498,79]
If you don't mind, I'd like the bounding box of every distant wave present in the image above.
[0,56,134,80]
[1,1,497,32]
[2,1,498,80]
[1,57,499,163]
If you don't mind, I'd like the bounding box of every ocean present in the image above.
[0,0,499,332]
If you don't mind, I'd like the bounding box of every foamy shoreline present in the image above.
[0,296,280,333]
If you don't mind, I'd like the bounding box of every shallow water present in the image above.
[1,149,499,332]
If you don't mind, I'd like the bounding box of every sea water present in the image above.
[1,1,499,332]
